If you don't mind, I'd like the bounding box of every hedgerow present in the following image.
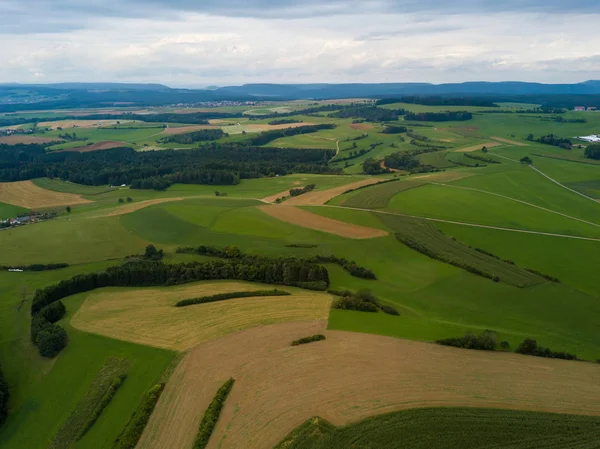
[176,289,290,307]
[329,289,399,315]
[292,335,326,346]
[193,378,235,449]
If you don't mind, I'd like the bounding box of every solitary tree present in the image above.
[65,206,71,213]
[520,156,533,165]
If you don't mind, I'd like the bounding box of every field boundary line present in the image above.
[431,182,600,229]
[314,205,600,242]
[528,165,598,204]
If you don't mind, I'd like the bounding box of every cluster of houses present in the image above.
[574,106,598,112]
[173,100,258,109]
[0,212,57,229]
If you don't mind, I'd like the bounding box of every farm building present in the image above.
[574,106,586,111]
[578,135,600,143]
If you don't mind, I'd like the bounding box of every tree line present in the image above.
[377,96,497,107]
[247,124,336,146]
[404,111,473,122]
[157,129,225,144]
[527,134,572,149]
[329,106,406,122]
[0,143,338,189]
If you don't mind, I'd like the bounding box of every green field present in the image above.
[0,201,29,220]
[276,408,600,449]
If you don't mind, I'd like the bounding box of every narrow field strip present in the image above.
[491,136,530,146]
[105,198,185,217]
[138,322,600,449]
[258,205,388,239]
[0,180,93,208]
[453,142,502,153]
[285,179,385,205]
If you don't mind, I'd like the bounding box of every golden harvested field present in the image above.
[161,125,218,135]
[138,322,600,449]
[454,142,502,153]
[0,135,63,144]
[0,180,92,209]
[258,205,388,239]
[491,136,530,146]
[104,197,184,217]
[285,178,384,206]
[57,140,129,153]
[70,282,332,351]
[37,119,132,129]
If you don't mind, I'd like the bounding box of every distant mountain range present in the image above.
[2,81,600,111]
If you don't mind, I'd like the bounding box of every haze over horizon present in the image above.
[1,0,599,87]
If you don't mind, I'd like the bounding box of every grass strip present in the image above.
[193,378,235,449]
[292,334,326,346]
[175,289,290,307]
[112,383,166,449]
[50,358,129,449]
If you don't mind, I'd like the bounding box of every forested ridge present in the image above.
[0,143,338,188]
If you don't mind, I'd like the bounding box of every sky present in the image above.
[1,0,599,87]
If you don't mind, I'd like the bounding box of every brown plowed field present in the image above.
[285,178,384,205]
[57,141,129,153]
[491,136,530,146]
[138,322,600,449]
[0,135,63,144]
[70,282,332,351]
[104,197,184,217]
[454,142,502,153]
[0,180,92,208]
[258,205,388,239]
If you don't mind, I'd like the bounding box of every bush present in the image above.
[285,243,318,249]
[289,184,316,197]
[113,383,166,449]
[333,296,378,312]
[292,335,326,346]
[39,301,66,323]
[437,330,498,351]
[499,341,511,351]
[176,289,290,307]
[584,143,600,160]
[36,324,68,358]
[193,378,235,449]
[380,305,400,316]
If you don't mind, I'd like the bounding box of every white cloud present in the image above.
[0,6,599,85]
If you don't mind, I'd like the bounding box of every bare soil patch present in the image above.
[0,135,63,145]
[258,205,388,239]
[57,141,129,153]
[71,282,332,351]
[138,322,600,449]
[349,123,373,131]
[0,180,92,209]
[491,136,530,147]
[104,197,184,217]
[285,179,385,206]
[161,125,218,135]
[454,142,502,153]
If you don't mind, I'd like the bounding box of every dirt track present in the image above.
[0,180,92,209]
[105,197,184,216]
[138,322,600,449]
[285,178,384,205]
[258,205,388,239]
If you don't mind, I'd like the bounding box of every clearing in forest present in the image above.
[71,282,333,351]
[0,180,92,209]
[454,142,502,153]
[138,322,600,449]
[285,179,385,205]
[105,198,184,217]
[258,205,388,239]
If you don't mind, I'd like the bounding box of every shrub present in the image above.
[292,335,326,346]
[285,243,318,248]
[289,184,316,197]
[36,324,68,358]
[126,197,133,202]
[500,341,511,351]
[39,300,66,323]
[113,383,166,449]
[193,378,235,449]
[437,330,498,351]
[118,198,124,204]
[79,374,127,439]
[380,305,400,316]
[515,338,578,361]
[176,289,290,307]
[333,296,378,312]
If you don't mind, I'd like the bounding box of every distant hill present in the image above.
[1,82,172,92]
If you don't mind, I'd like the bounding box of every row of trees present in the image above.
[329,289,399,315]
[376,97,497,107]
[404,111,473,122]
[527,133,572,149]
[247,124,336,146]
[157,129,225,144]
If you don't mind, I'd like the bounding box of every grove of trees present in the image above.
[584,143,600,160]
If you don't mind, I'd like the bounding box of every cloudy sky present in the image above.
[1,0,599,87]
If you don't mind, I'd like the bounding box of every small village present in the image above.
[0,211,57,230]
